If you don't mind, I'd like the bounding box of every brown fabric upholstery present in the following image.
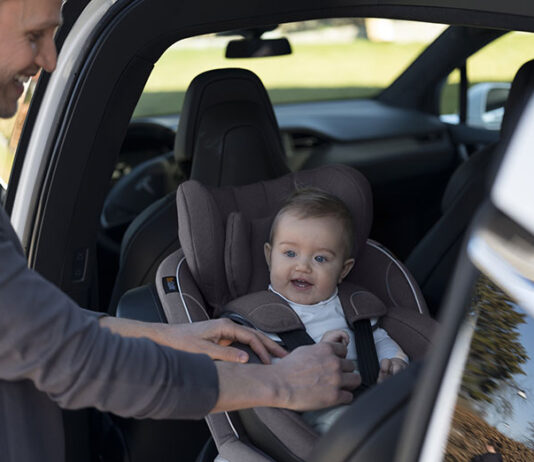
[225,291,306,333]
[177,164,374,312]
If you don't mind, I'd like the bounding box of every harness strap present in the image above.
[353,319,380,389]
[278,330,315,351]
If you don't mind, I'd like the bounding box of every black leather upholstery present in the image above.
[109,68,290,312]
[405,59,534,314]
[175,67,289,186]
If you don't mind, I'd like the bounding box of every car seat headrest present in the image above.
[177,165,373,310]
[174,68,289,186]
[501,59,534,140]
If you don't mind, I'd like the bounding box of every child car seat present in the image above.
[154,164,437,462]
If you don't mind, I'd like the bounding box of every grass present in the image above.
[133,39,427,117]
[133,31,534,118]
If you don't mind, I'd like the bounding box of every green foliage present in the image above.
[460,276,529,404]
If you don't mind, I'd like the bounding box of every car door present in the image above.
[395,92,534,462]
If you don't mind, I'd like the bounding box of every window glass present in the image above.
[133,19,446,118]
[0,75,38,193]
[441,32,534,130]
[444,275,534,461]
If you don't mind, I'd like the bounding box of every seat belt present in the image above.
[352,319,380,390]
[222,311,314,352]
[278,330,315,351]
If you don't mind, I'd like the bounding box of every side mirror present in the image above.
[467,82,511,130]
[225,37,291,58]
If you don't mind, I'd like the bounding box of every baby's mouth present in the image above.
[291,279,312,288]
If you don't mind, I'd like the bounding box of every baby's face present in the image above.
[265,212,354,305]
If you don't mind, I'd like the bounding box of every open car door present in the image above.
[397,93,534,462]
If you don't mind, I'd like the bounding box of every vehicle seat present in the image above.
[405,59,534,315]
[154,164,437,462]
[108,68,290,313]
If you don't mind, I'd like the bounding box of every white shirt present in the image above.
[268,286,408,365]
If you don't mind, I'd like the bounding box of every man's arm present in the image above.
[100,317,362,412]
[99,316,287,364]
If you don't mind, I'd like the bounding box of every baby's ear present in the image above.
[264,242,272,269]
[339,258,355,282]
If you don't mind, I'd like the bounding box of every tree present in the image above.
[460,275,529,405]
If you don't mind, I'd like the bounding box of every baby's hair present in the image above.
[270,187,354,257]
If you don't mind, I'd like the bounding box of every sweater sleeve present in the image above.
[0,217,218,420]
[373,324,409,364]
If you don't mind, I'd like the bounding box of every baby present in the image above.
[264,188,408,433]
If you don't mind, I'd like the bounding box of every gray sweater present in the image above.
[0,205,218,461]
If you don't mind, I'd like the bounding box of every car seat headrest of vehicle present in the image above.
[176,165,373,309]
[501,59,534,140]
[174,68,289,186]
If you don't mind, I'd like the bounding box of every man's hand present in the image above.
[377,358,408,383]
[158,318,287,364]
[211,342,361,413]
[99,317,286,364]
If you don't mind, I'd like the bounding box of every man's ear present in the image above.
[339,258,355,282]
[264,242,272,269]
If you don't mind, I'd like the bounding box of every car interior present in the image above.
[5,1,534,460]
[102,24,528,320]
[93,24,534,461]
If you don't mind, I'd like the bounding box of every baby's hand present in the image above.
[377,358,408,383]
[320,329,350,346]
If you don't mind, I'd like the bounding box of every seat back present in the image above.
[170,164,427,316]
[405,59,534,314]
[109,68,290,312]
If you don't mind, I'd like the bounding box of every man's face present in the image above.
[264,212,355,305]
[0,0,62,118]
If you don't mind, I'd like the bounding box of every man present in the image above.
[0,0,360,460]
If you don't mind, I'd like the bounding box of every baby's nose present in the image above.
[295,258,312,271]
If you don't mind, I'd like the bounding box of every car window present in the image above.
[443,275,534,461]
[133,19,446,118]
[0,75,38,198]
[440,32,534,130]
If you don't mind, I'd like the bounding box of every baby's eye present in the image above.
[314,255,327,263]
[284,250,296,258]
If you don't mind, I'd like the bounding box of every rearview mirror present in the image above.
[225,37,292,58]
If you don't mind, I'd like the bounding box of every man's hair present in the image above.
[486,439,499,449]
[269,187,354,256]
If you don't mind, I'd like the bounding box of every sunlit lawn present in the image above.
[134,32,534,118]
[134,40,427,117]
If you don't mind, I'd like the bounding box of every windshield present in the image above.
[133,19,446,118]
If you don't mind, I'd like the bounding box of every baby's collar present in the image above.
[268,285,338,308]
